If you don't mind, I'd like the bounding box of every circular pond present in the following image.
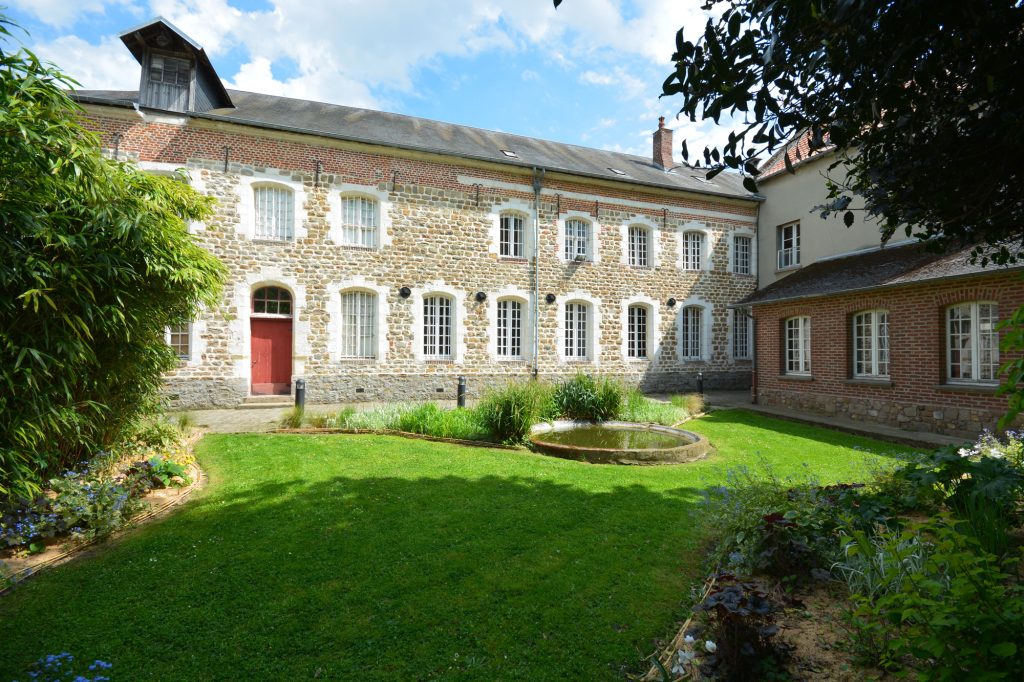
[529,421,712,465]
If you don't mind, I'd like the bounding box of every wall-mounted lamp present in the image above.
[399,286,412,299]
[475,291,487,302]
[666,297,677,308]
[545,293,556,304]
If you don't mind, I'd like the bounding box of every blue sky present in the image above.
[2,0,736,159]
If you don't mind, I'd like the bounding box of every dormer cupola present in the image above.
[119,17,233,114]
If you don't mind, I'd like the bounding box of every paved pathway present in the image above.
[177,390,968,449]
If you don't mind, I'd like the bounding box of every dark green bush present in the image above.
[477,381,552,444]
[551,373,623,421]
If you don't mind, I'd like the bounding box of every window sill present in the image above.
[625,357,650,363]
[335,243,380,251]
[424,358,455,364]
[778,373,813,381]
[936,383,999,395]
[337,357,378,364]
[775,265,801,274]
[731,272,756,278]
[251,238,294,245]
[564,359,593,364]
[496,357,528,363]
[498,256,529,263]
[845,378,894,387]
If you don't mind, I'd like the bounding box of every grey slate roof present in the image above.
[72,88,756,200]
[738,242,1021,306]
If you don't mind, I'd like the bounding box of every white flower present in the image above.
[683,635,695,644]
[704,640,717,653]
[958,447,975,458]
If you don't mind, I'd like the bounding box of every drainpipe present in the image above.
[531,167,545,378]
[747,308,758,404]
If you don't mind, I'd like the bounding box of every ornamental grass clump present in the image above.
[551,373,623,421]
[476,381,553,444]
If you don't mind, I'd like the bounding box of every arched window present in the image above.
[253,185,294,240]
[252,286,293,316]
[496,298,524,358]
[500,212,526,258]
[682,231,704,270]
[628,225,650,267]
[948,302,998,383]
[423,294,453,359]
[679,305,703,359]
[565,301,590,359]
[627,304,649,358]
[340,195,379,246]
[784,316,811,375]
[564,218,591,261]
[340,290,377,358]
[853,310,889,377]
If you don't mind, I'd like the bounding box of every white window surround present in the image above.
[236,172,307,241]
[619,215,660,268]
[326,278,390,363]
[675,296,714,362]
[486,286,533,361]
[784,316,812,375]
[164,319,208,368]
[411,283,466,364]
[947,301,1000,384]
[677,222,713,271]
[620,295,661,361]
[227,270,310,384]
[327,183,393,248]
[727,228,757,276]
[487,199,534,258]
[853,309,890,378]
[728,308,753,361]
[556,211,601,263]
[557,291,602,364]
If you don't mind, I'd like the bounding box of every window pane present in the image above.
[565,303,588,358]
[497,299,523,357]
[168,323,190,359]
[734,236,751,275]
[733,312,750,359]
[500,214,524,258]
[629,226,648,267]
[680,306,702,358]
[341,196,378,246]
[424,295,453,358]
[628,305,648,358]
[683,232,703,270]
[564,219,590,260]
[254,187,294,240]
[341,291,377,358]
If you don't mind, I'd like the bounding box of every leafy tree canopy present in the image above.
[0,16,226,497]
[556,0,1024,264]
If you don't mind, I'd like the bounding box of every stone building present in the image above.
[74,18,761,408]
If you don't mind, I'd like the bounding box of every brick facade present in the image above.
[752,272,1024,438]
[81,106,759,408]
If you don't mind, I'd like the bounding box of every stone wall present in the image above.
[83,105,759,408]
[753,272,1024,438]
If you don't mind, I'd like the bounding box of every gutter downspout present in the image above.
[532,167,545,378]
[746,308,758,404]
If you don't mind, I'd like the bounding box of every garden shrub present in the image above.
[476,381,552,444]
[695,573,784,680]
[393,403,489,441]
[672,393,705,415]
[551,373,623,421]
[280,406,305,429]
[620,390,690,426]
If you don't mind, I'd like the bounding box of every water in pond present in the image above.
[535,425,693,450]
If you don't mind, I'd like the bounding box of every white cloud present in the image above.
[579,67,646,98]
[521,69,540,81]
[6,0,139,29]
[33,34,141,90]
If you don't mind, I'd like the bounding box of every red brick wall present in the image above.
[752,271,1024,437]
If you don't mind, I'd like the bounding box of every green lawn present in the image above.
[0,410,913,681]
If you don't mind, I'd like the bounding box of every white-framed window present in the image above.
[732,311,752,360]
[167,323,191,360]
[784,316,811,375]
[947,302,999,384]
[339,290,377,358]
[564,218,591,261]
[253,185,295,241]
[423,295,453,359]
[627,305,649,359]
[496,298,524,358]
[682,231,704,271]
[565,301,590,359]
[733,235,752,275]
[777,221,800,269]
[628,225,650,267]
[679,306,703,359]
[252,286,293,316]
[500,212,526,258]
[340,195,379,247]
[853,310,889,378]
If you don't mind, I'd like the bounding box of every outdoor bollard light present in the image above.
[697,372,704,396]
[457,375,467,408]
[295,378,306,410]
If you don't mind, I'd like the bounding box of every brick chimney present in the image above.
[653,116,674,169]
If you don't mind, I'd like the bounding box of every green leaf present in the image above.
[991,642,1016,658]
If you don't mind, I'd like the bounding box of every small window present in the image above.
[254,186,294,240]
[784,316,811,375]
[423,295,453,359]
[167,323,191,360]
[340,196,379,247]
[565,302,590,359]
[253,286,293,316]
[149,55,191,87]
[340,291,377,358]
[496,299,524,359]
[608,167,627,176]
[628,225,650,267]
[777,221,800,270]
[679,306,703,359]
[948,302,999,383]
[627,305,649,359]
[500,149,518,158]
[564,218,591,261]
[733,311,751,360]
[853,310,889,377]
[733,235,752,275]
[500,212,525,258]
[682,231,704,271]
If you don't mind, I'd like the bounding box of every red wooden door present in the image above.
[251,318,292,395]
